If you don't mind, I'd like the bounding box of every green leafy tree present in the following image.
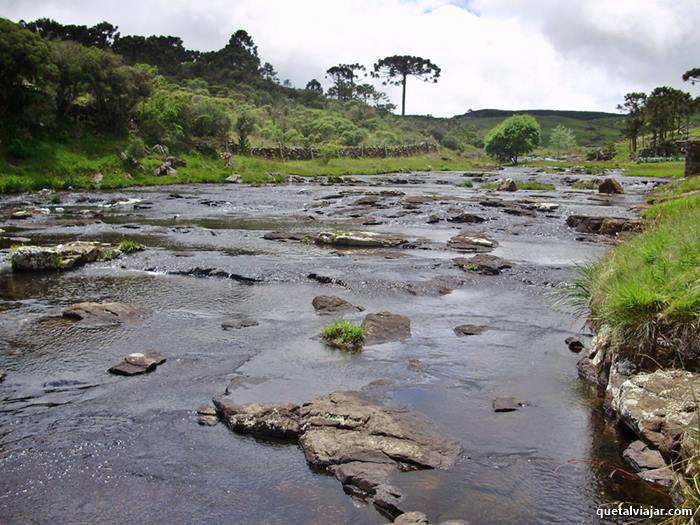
[484,114,541,164]
[548,124,577,151]
[0,18,53,127]
[617,92,647,152]
[371,55,440,116]
[235,113,255,152]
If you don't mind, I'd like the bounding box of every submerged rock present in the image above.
[10,241,108,271]
[361,312,411,345]
[197,405,219,426]
[447,231,498,253]
[565,337,585,353]
[316,231,407,248]
[109,351,166,376]
[394,512,430,525]
[263,231,313,242]
[221,318,259,330]
[454,254,512,275]
[63,302,139,323]
[566,215,642,236]
[454,324,488,336]
[312,295,363,315]
[0,369,5,382]
[598,177,625,194]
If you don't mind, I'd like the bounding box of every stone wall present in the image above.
[229,142,439,160]
[685,138,700,176]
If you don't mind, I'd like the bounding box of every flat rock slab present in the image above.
[454,254,511,275]
[63,302,139,323]
[312,295,364,315]
[566,215,642,236]
[263,231,314,242]
[316,231,407,248]
[610,369,700,454]
[454,324,488,336]
[361,312,411,345]
[623,440,673,486]
[213,390,461,484]
[109,352,165,376]
[221,318,259,330]
[492,397,525,412]
[447,230,498,253]
[10,241,107,271]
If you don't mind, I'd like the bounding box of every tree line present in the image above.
[619,71,699,157]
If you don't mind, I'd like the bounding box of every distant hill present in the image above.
[454,109,625,147]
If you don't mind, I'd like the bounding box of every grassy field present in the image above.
[0,135,491,192]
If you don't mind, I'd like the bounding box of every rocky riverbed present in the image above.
[0,168,672,523]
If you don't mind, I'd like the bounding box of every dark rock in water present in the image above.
[213,398,301,439]
[454,324,488,336]
[333,461,397,498]
[0,369,5,382]
[566,215,642,236]
[169,267,261,284]
[109,351,165,376]
[263,231,313,242]
[394,512,430,525]
[426,214,441,224]
[362,312,411,345]
[221,318,259,330]
[492,397,523,412]
[622,441,673,486]
[454,254,511,275]
[353,195,382,206]
[312,295,363,315]
[502,206,535,217]
[565,337,585,352]
[307,273,347,287]
[478,198,507,208]
[372,484,407,519]
[497,178,517,192]
[598,177,624,194]
[447,230,498,253]
[63,302,139,323]
[361,218,384,226]
[446,210,487,223]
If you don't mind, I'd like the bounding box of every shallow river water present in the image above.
[0,168,671,524]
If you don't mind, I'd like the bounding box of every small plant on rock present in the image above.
[321,320,365,351]
[118,239,145,254]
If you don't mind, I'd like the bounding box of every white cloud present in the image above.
[2,0,699,116]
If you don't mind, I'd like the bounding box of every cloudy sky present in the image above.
[2,0,699,116]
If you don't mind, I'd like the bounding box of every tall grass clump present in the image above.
[321,320,365,351]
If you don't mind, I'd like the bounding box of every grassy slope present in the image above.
[577,176,700,347]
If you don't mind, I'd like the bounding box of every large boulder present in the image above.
[610,369,700,454]
[447,230,498,253]
[361,312,411,345]
[316,231,407,248]
[10,241,106,271]
[496,178,517,192]
[213,398,300,439]
[598,177,625,194]
[312,295,363,315]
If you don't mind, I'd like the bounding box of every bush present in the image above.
[316,142,341,164]
[484,114,541,164]
[118,239,145,253]
[321,320,365,351]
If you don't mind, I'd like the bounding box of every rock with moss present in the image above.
[598,177,625,194]
[10,241,104,271]
[322,320,365,351]
[454,254,511,275]
[316,230,407,248]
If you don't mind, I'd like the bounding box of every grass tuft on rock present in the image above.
[321,320,365,351]
[117,239,145,254]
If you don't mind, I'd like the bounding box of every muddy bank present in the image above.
[0,168,672,524]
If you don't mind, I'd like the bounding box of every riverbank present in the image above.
[575,173,700,515]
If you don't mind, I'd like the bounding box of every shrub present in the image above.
[321,320,365,351]
[117,239,145,253]
[484,114,541,164]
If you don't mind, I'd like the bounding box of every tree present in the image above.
[0,18,53,127]
[235,113,255,152]
[617,92,647,152]
[326,63,365,101]
[484,114,541,164]
[259,62,278,83]
[371,55,440,116]
[21,18,119,48]
[548,124,577,151]
[682,68,700,84]
[305,79,322,94]
[113,35,193,75]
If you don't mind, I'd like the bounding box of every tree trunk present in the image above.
[401,74,407,116]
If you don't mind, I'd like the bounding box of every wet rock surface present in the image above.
[316,230,408,248]
[566,215,643,236]
[9,241,106,271]
[598,177,625,194]
[109,352,166,376]
[453,254,512,275]
[312,295,364,315]
[447,230,498,253]
[453,324,488,337]
[63,302,140,323]
[362,312,412,345]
